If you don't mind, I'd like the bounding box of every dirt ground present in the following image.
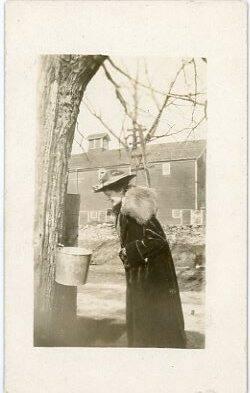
[76,223,205,348]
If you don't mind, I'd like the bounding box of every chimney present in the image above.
[87,132,110,151]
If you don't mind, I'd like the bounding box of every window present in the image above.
[98,211,107,222]
[89,139,102,149]
[103,139,108,149]
[90,211,98,220]
[89,140,94,149]
[162,162,171,176]
[172,209,181,219]
[95,139,101,148]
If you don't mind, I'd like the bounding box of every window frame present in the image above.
[162,162,171,176]
[94,139,101,148]
[172,209,182,219]
[89,139,95,149]
[90,211,98,220]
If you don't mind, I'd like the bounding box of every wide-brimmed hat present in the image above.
[93,168,136,193]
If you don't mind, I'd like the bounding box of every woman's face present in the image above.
[103,189,124,208]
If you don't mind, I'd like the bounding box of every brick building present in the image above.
[67,133,206,226]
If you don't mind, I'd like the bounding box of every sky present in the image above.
[72,57,207,155]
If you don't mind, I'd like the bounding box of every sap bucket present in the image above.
[55,247,92,286]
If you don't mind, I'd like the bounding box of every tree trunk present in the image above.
[137,126,151,187]
[34,55,106,346]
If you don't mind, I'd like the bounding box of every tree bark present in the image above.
[34,55,106,346]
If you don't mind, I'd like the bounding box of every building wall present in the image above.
[132,160,197,224]
[148,160,198,225]
[197,152,206,208]
[67,159,205,226]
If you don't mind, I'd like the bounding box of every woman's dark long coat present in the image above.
[115,187,186,348]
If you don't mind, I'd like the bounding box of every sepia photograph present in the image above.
[5,1,247,392]
[34,55,207,348]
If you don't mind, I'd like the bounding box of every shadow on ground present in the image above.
[186,330,205,349]
[58,318,205,348]
[74,317,126,347]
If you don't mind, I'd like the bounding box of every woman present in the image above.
[93,169,186,348]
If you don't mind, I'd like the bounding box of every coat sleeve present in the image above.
[124,216,168,266]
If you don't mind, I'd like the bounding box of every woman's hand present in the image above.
[119,248,130,269]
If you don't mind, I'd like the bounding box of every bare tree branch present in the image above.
[101,63,142,129]
[73,138,86,153]
[81,58,207,187]
[191,58,198,123]
[182,58,189,88]
[105,56,205,140]
[168,93,205,106]
[74,121,91,160]
[150,99,207,142]
[83,99,129,151]
[145,60,193,141]
[107,56,205,104]
[118,115,127,155]
[130,65,151,187]
[143,59,161,111]
[184,113,207,143]
[107,57,166,95]
[75,121,85,140]
[101,64,131,117]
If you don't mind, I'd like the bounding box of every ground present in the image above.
[75,223,205,348]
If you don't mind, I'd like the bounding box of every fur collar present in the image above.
[121,186,158,225]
